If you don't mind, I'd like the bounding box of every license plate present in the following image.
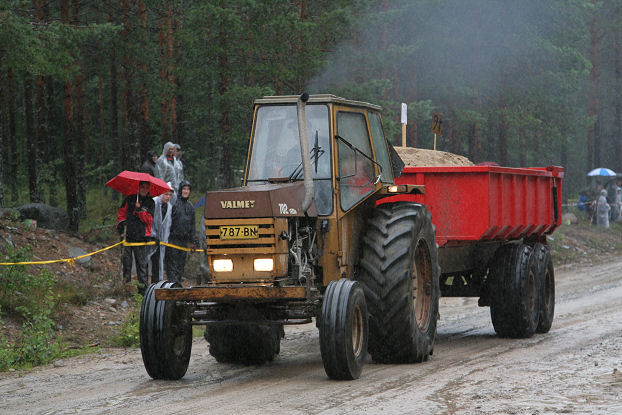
[219,225,259,240]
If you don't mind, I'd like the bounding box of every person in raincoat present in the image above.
[156,142,178,191]
[117,181,155,293]
[149,184,175,283]
[597,189,611,228]
[613,187,622,222]
[165,180,196,284]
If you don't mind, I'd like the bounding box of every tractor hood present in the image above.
[203,182,318,219]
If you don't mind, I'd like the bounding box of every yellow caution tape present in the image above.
[0,239,204,266]
[0,241,124,266]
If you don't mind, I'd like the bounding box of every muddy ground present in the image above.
[2,249,622,414]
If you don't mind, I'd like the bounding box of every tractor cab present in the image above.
[244,94,401,216]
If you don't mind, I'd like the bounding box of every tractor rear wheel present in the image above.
[533,243,555,333]
[319,278,368,380]
[205,323,283,365]
[140,281,192,379]
[489,243,540,338]
[357,202,440,364]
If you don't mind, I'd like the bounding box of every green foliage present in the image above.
[0,246,64,370]
[111,292,142,348]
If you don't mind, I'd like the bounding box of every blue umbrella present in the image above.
[587,168,616,177]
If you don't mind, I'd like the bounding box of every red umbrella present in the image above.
[106,170,171,197]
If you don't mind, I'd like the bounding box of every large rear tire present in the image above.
[489,243,540,338]
[533,243,555,333]
[205,323,283,365]
[140,281,192,380]
[357,202,440,364]
[319,279,368,380]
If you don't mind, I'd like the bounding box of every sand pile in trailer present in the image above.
[394,147,474,167]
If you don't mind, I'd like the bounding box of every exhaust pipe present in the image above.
[297,92,314,214]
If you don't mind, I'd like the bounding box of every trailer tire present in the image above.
[205,324,283,365]
[319,279,368,380]
[489,244,540,338]
[357,202,440,364]
[533,243,555,333]
[140,281,192,379]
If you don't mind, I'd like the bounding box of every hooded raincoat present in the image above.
[597,189,611,228]
[156,142,178,190]
[148,186,176,281]
[165,180,196,283]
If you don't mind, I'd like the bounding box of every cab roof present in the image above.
[254,94,383,112]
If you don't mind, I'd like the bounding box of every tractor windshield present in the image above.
[247,104,333,214]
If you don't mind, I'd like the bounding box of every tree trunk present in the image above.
[175,5,185,147]
[167,3,177,141]
[119,0,131,170]
[35,75,46,202]
[519,121,526,167]
[498,109,507,166]
[108,0,119,174]
[219,3,233,187]
[469,96,482,162]
[158,9,169,143]
[138,1,150,157]
[46,76,58,207]
[25,76,41,203]
[615,29,622,172]
[73,0,86,218]
[61,0,78,231]
[587,1,600,173]
[0,62,5,207]
[7,69,17,202]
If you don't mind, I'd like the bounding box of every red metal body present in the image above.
[379,165,564,247]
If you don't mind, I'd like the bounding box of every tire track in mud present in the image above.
[1,260,622,414]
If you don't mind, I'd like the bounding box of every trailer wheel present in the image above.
[489,244,540,338]
[357,202,440,364]
[319,278,368,380]
[533,243,555,333]
[140,281,192,379]
[205,324,283,365]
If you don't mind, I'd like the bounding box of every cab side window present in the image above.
[368,111,394,183]
[337,111,375,211]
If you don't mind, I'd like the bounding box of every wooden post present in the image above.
[402,123,406,147]
[434,133,437,150]
[401,103,407,147]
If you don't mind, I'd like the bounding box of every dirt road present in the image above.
[2,259,622,415]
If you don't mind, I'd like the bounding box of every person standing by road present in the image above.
[157,142,178,191]
[597,189,611,228]
[117,181,155,294]
[149,185,174,283]
[165,180,196,284]
[140,150,160,179]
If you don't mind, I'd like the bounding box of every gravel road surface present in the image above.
[2,259,621,415]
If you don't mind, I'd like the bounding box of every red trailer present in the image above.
[379,164,564,337]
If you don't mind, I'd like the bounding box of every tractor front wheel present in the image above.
[319,278,368,380]
[140,281,192,380]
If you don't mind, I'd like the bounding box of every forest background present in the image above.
[0,0,618,231]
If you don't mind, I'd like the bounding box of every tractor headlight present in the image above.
[253,258,274,272]
[213,259,233,272]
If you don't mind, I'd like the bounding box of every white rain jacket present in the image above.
[597,189,611,228]
[156,142,178,191]
[148,190,176,279]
